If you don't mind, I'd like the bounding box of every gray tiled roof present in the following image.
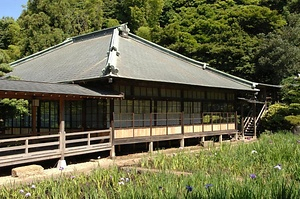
[116,34,255,91]
[0,79,123,98]
[9,29,113,83]
[8,24,257,91]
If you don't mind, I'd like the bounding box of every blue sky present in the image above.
[0,0,28,19]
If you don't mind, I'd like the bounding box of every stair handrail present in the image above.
[255,102,268,125]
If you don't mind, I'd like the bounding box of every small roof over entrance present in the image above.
[0,79,124,99]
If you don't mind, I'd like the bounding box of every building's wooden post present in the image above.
[211,112,213,131]
[132,113,135,138]
[202,112,204,132]
[110,126,115,157]
[148,141,153,153]
[150,112,153,137]
[235,111,238,130]
[31,99,39,135]
[253,102,257,139]
[219,134,223,144]
[180,112,184,148]
[110,99,116,158]
[241,105,245,140]
[57,98,67,168]
[226,112,229,130]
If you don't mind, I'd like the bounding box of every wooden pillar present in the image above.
[110,99,115,158]
[235,111,238,130]
[180,111,184,148]
[241,105,245,140]
[57,98,67,168]
[149,142,153,153]
[180,138,185,148]
[31,99,39,135]
[32,106,37,135]
[211,112,213,131]
[253,102,257,139]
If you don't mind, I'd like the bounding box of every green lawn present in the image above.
[1,131,300,198]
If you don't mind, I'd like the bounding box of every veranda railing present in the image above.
[0,129,112,167]
[113,112,237,130]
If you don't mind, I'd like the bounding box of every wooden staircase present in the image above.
[243,102,268,137]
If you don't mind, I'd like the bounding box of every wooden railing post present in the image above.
[25,139,29,154]
[88,132,91,146]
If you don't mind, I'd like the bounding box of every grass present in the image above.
[1,131,300,198]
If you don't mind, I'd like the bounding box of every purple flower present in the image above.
[249,174,256,179]
[19,189,25,194]
[205,184,213,189]
[31,184,36,189]
[70,175,75,179]
[186,185,193,192]
[59,166,64,171]
[118,181,125,185]
[25,192,31,197]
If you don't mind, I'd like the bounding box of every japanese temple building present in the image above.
[0,24,274,167]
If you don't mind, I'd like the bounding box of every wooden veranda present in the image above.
[0,80,122,168]
[0,80,240,168]
[1,111,238,168]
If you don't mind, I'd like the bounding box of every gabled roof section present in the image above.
[8,26,119,83]
[8,24,259,91]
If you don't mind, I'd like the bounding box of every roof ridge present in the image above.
[102,28,120,75]
[102,24,130,76]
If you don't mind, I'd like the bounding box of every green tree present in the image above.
[18,0,104,55]
[156,1,284,80]
[254,13,300,84]
[119,0,164,32]
[0,17,21,76]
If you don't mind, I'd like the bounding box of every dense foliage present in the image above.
[1,132,300,198]
[261,76,300,131]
